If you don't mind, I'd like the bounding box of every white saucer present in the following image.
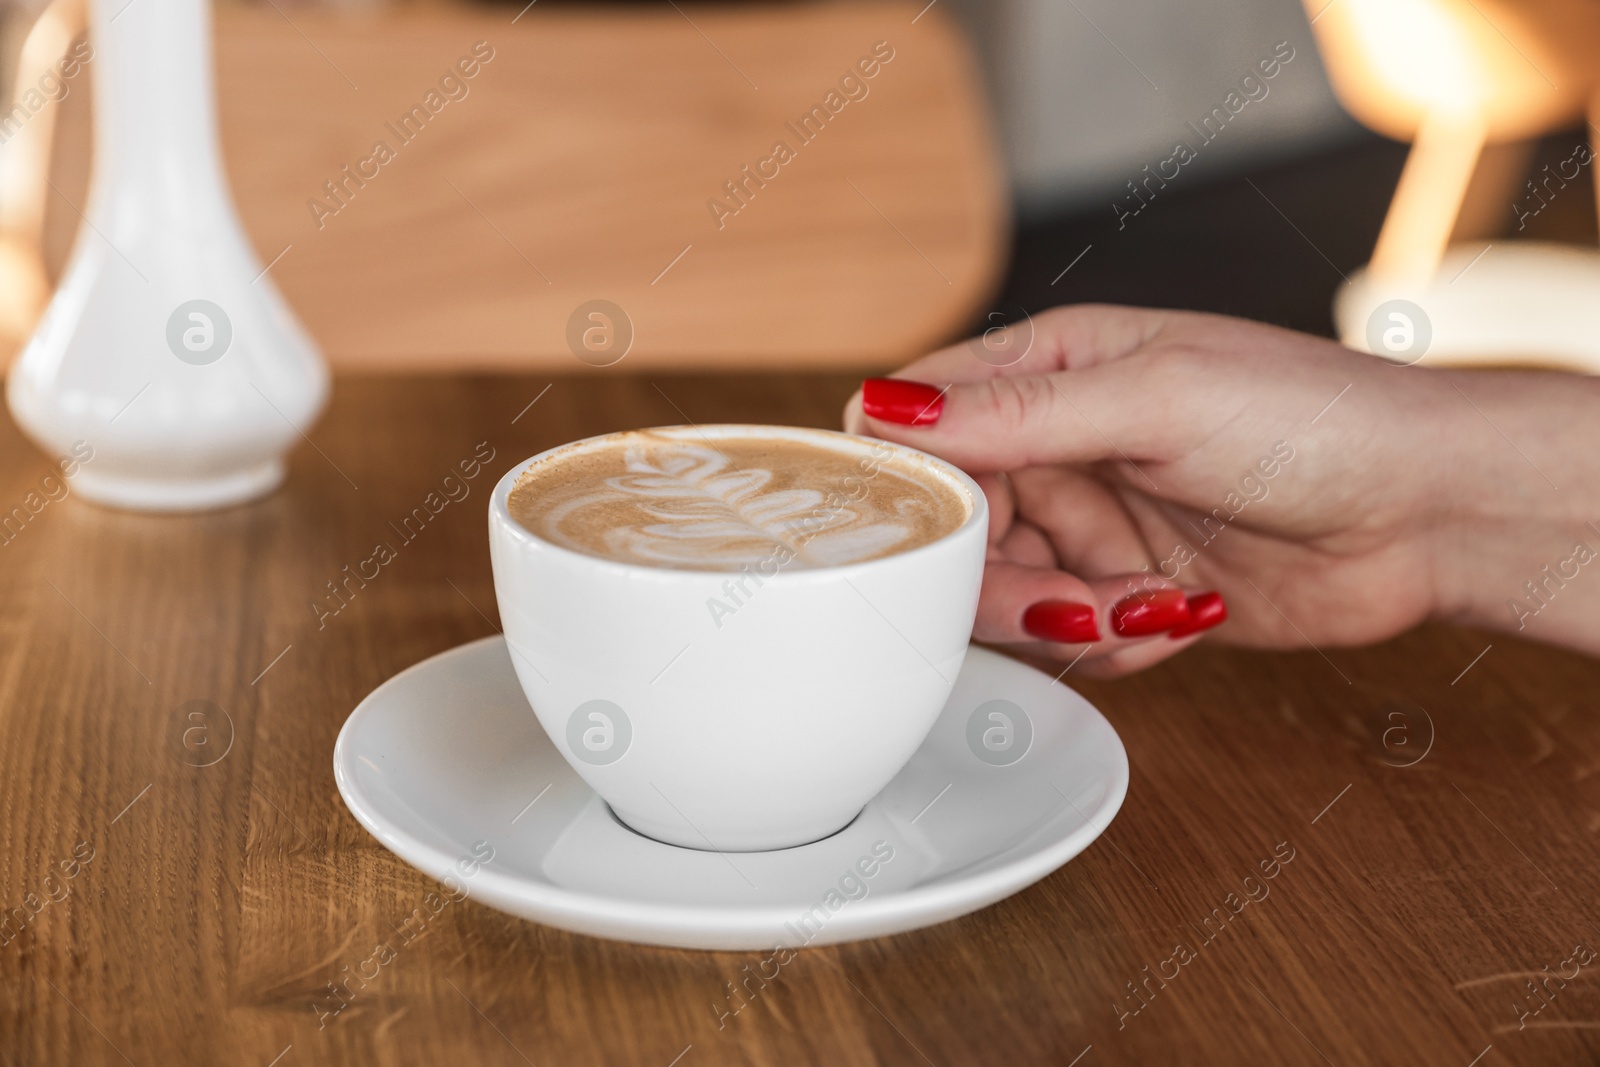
[334,637,1128,950]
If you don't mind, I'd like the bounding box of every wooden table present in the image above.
[3,372,1598,1066]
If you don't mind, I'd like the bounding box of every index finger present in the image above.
[909,303,1170,384]
[845,304,1170,435]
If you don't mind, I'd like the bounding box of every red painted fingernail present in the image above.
[1110,588,1191,637]
[1170,592,1227,639]
[861,378,945,426]
[1022,599,1101,643]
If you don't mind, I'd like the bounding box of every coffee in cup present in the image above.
[506,429,969,571]
[489,425,986,851]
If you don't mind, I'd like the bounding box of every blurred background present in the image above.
[0,0,1594,369]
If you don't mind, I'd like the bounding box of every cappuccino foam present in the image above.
[507,430,970,571]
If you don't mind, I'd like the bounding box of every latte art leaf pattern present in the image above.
[509,432,969,572]
[582,442,908,567]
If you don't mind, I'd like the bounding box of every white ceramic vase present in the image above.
[6,0,328,511]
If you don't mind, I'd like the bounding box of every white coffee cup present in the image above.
[488,424,987,851]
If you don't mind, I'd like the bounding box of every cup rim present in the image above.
[489,423,987,582]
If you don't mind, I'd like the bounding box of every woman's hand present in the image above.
[844,305,1600,676]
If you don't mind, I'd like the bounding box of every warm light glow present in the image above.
[1342,0,1482,115]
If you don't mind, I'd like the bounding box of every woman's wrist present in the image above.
[1427,369,1600,653]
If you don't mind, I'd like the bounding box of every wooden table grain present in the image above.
[2,372,1598,1066]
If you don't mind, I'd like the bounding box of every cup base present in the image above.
[72,460,285,512]
[606,803,862,854]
